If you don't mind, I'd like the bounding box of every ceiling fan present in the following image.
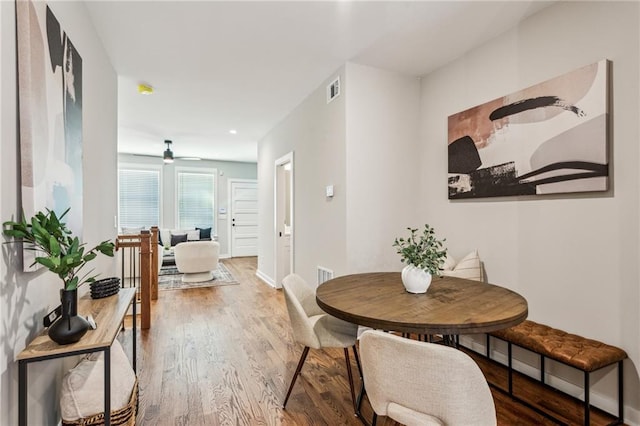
[163,140,174,163]
[129,139,202,162]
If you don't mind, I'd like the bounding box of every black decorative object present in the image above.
[90,277,120,299]
[48,289,90,345]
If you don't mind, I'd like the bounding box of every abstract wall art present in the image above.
[16,0,83,270]
[448,60,609,199]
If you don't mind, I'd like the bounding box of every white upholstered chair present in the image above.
[282,273,362,412]
[360,330,497,426]
[174,240,220,282]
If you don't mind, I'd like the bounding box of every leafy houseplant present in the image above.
[393,224,447,293]
[3,208,115,289]
[3,208,115,344]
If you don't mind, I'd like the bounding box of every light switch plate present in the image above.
[326,185,334,197]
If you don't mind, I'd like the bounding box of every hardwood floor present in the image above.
[121,257,620,425]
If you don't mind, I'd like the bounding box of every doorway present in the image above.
[228,179,258,257]
[275,152,294,288]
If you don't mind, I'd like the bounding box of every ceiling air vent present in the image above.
[326,77,340,103]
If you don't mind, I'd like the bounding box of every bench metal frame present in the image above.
[485,334,624,426]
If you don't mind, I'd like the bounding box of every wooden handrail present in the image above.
[115,227,160,330]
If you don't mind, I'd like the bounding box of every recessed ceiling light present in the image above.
[138,83,154,95]
[229,129,237,135]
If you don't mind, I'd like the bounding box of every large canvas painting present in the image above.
[16,0,83,270]
[448,60,609,199]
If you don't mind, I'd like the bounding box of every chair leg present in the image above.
[283,346,310,408]
[352,344,363,380]
[344,348,357,413]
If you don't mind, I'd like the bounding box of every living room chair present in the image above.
[174,240,220,282]
[360,330,497,426]
[281,273,362,412]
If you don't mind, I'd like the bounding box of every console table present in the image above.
[17,288,137,426]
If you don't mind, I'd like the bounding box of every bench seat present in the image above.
[490,320,627,372]
[487,319,627,425]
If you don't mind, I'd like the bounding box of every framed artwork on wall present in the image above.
[16,0,83,270]
[448,59,609,199]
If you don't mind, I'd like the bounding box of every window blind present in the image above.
[118,169,160,229]
[177,171,215,230]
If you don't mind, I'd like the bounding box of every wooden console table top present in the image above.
[17,288,136,362]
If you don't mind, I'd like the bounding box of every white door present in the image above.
[230,180,258,257]
[275,153,294,287]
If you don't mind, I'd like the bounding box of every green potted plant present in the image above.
[3,208,115,344]
[393,224,447,293]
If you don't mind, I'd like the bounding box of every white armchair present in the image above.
[174,241,220,282]
[281,273,362,412]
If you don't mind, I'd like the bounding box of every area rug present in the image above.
[158,262,238,290]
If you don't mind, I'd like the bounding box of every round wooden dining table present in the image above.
[316,272,528,336]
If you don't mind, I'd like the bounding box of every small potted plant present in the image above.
[3,208,115,344]
[393,224,447,293]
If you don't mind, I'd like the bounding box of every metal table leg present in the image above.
[133,297,137,373]
[104,347,111,426]
[19,360,27,426]
[355,380,371,426]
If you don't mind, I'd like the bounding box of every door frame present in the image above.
[274,152,294,288]
[227,178,258,257]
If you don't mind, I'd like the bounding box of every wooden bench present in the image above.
[487,320,627,425]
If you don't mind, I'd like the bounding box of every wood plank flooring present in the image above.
[120,257,620,425]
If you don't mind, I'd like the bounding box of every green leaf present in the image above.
[49,236,60,256]
[83,252,97,262]
[66,276,79,291]
[35,257,56,270]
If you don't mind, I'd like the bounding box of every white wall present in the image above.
[118,154,257,257]
[0,1,118,424]
[345,63,421,273]
[258,67,347,286]
[419,2,639,422]
[258,64,421,286]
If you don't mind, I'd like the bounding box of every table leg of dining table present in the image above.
[355,380,373,426]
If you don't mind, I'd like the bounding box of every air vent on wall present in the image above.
[326,77,340,103]
[317,266,334,285]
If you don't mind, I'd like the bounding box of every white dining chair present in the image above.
[360,329,497,426]
[281,273,362,412]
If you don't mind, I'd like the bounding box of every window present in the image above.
[118,167,161,229]
[176,169,215,231]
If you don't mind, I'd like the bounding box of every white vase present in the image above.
[401,265,432,294]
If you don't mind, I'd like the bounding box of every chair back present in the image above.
[360,330,497,426]
[282,274,324,348]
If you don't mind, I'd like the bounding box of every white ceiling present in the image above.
[85,1,553,163]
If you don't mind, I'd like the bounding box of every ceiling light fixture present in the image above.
[229,129,237,135]
[163,140,174,163]
[137,83,154,95]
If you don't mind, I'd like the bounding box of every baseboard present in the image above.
[256,269,278,288]
[459,335,639,425]
[219,253,231,259]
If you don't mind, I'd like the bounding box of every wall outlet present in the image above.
[43,305,62,327]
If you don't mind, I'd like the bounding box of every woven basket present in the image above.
[62,378,138,426]
[90,277,121,300]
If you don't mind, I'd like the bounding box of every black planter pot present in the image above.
[48,289,90,345]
